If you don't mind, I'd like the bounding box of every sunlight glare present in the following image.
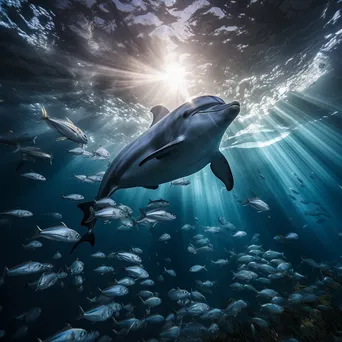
[161,63,186,90]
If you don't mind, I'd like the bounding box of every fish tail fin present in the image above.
[242,198,249,206]
[76,305,84,320]
[13,143,20,153]
[30,225,42,240]
[204,266,208,271]
[41,106,48,120]
[137,209,146,221]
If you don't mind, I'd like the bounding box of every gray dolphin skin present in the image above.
[73,95,240,253]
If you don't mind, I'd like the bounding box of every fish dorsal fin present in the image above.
[61,222,67,227]
[149,106,170,128]
[65,117,74,124]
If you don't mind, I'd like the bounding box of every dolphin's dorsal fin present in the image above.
[65,117,74,124]
[149,106,170,128]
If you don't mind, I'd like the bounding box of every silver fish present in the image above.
[5,261,52,276]
[0,209,32,218]
[41,106,87,144]
[21,172,46,181]
[33,223,81,242]
[62,194,84,201]
[22,240,42,250]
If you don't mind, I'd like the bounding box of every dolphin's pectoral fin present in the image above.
[143,185,159,190]
[150,105,170,127]
[210,151,234,191]
[139,136,185,167]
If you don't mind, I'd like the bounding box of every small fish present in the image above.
[5,261,53,276]
[285,232,298,240]
[87,206,126,222]
[225,300,247,317]
[146,198,170,208]
[114,252,142,264]
[78,304,114,322]
[16,307,42,322]
[0,209,33,218]
[22,240,42,250]
[35,272,60,291]
[141,279,154,286]
[52,251,62,260]
[37,326,88,342]
[33,224,81,243]
[66,260,84,275]
[91,251,106,258]
[94,266,114,275]
[94,197,116,208]
[41,106,88,145]
[190,265,207,272]
[21,172,46,181]
[170,178,190,186]
[261,303,284,314]
[67,147,85,155]
[74,174,87,182]
[99,284,129,297]
[211,259,229,266]
[243,197,270,212]
[125,266,149,279]
[158,233,171,242]
[181,224,195,231]
[42,212,63,220]
[92,146,110,160]
[164,267,176,277]
[61,194,84,201]
[116,277,135,286]
[233,231,247,238]
[137,209,176,224]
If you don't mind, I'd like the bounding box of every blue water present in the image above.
[1,1,342,341]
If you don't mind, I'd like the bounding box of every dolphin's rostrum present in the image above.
[72,95,240,253]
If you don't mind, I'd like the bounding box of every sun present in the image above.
[161,63,186,90]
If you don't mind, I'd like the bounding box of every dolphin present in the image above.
[72,95,240,253]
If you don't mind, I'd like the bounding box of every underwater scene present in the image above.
[0,0,342,341]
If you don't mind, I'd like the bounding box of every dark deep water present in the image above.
[0,1,342,341]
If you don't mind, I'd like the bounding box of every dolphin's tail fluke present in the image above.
[70,230,95,254]
[71,201,97,254]
[78,201,97,227]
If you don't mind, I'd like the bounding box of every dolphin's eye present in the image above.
[183,110,192,118]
